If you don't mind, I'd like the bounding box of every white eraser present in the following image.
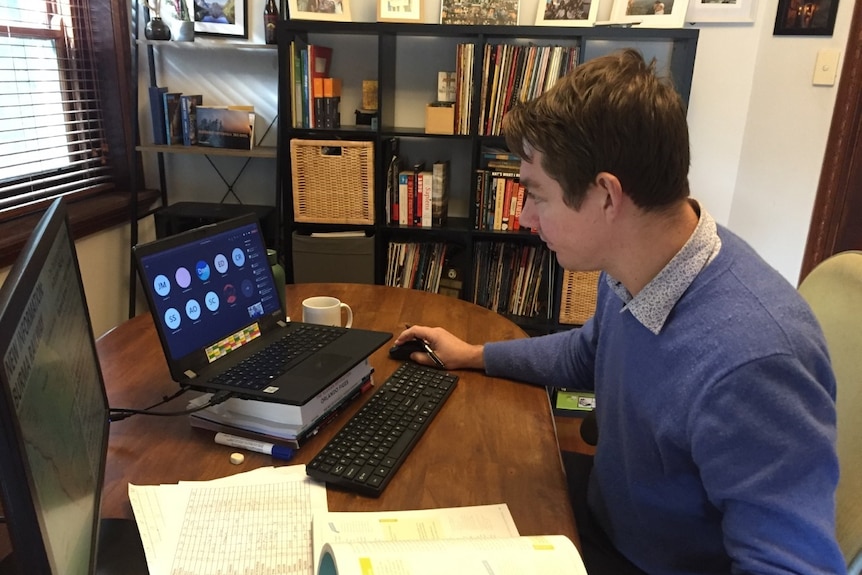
[229,452,245,465]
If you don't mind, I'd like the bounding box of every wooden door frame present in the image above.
[800,0,862,283]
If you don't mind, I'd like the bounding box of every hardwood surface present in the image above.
[97,283,579,545]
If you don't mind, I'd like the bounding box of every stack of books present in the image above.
[188,359,374,449]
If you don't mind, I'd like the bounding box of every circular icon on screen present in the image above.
[186,299,201,320]
[175,267,192,289]
[195,260,211,281]
[164,308,181,330]
[223,284,237,304]
[241,279,255,298]
[231,248,246,267]
[205,291,219,312]
[153,274,170,297]
[214,254,229,274]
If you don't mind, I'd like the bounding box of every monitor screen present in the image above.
[0,198,108,573]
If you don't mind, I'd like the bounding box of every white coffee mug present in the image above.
[302,296,353,328]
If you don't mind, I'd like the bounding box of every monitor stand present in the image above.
[0,518,148,575]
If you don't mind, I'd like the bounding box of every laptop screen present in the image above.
[136,218,281,362]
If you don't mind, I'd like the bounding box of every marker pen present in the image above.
[214,432,295,461]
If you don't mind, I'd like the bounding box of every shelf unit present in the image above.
[129,16,282,316]
[276,21,699,334]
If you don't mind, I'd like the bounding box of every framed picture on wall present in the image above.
[194,0,248,37]
[773,0,838,35]
[535,0,600,26]
[440,0,521,24]
[288,0,353,21]
[378,0,424,22]
[606,0,690,27]
[685,0,758,23]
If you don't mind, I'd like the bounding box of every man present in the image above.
[394,49,845,574]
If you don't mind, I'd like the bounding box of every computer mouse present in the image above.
[388,338,428,360]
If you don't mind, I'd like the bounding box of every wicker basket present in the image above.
[290,139,375,225]
[558,270,601,325]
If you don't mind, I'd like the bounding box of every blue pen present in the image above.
[214,432,294,461]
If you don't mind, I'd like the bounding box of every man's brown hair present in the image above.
[503,48,690,211]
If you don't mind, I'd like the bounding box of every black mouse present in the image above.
[389,338,428,360]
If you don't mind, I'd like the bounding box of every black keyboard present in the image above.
[208,324,344,391]
[306,362,458,497]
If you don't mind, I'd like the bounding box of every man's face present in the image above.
[517,149,607,271]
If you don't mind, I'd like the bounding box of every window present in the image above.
[0,0,114,213]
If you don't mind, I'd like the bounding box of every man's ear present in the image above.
[594,172,625,221]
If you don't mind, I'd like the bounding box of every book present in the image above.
[179,94,202,146]
[312,504,585,575]
[196,105,255,150]
[418,170,432,227]
[148,85,168,145]
[193,359,372,430]
[162,91,183,145]
[188,372,373,450]
[431,160,450,226]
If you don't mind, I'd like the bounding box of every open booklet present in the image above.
[312,504,586,575]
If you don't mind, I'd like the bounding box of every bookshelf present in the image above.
[276,21,699,334]
[129,20,283,315]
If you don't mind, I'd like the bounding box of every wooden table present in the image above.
[96,283,578,544]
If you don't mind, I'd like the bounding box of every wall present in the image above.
[4,0,844,337]
[0,218,156,339]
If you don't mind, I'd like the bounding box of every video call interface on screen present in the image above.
[137,222,281,362]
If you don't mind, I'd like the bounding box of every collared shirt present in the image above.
[606,201,722,334]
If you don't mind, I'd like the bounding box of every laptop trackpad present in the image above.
[291,353,350,381]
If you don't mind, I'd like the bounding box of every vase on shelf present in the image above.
[145,17,171,41]
[171,19,195,41]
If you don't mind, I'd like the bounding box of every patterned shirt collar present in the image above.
[606,201,722,335]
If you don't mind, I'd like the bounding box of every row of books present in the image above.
[385,242,449,293]
[188,359,374,450]
[390,160,451,227]
[148,86,256,150]
[472,241,552,318]
[475,168,525,232]
[288,42,338,129]
[478,43,580,136]
[454,43,476,135]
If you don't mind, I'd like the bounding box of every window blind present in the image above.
[0,0,113,213]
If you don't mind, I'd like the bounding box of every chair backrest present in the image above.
[798,250,862,568]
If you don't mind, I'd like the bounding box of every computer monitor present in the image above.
[0,198,146,574]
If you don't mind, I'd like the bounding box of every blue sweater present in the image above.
[485,229,845,574]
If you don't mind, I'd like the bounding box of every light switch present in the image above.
[813,49,841,86]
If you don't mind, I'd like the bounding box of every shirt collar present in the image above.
[606,201,721,334]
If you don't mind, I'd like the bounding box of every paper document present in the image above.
[312,503,520,574]
[129,465,328,575]
[317,535,587,575]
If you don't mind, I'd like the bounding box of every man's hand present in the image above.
[393,325,485,371]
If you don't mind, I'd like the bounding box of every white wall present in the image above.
[5,0,843,337]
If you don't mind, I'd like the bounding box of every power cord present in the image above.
[108,390,233,422]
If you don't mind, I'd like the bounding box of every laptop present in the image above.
[133,212,392,405]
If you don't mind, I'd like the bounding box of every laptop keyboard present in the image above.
[208,324,345,391]
[306,362,458,497]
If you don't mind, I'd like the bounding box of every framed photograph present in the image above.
[685,0,757,23]
[440,0,521,25]
[193,0,248,38]
[773,0,838,35]
[535,0,600,25]
[288,0,353,21]
[607,0,690,27]
[378,0,424,22]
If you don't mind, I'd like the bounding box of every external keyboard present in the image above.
[306,362,458,497]
[208,324,344,391]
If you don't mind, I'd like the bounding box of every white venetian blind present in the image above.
[0,0,112,212]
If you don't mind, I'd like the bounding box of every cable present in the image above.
[108,390,233,422]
